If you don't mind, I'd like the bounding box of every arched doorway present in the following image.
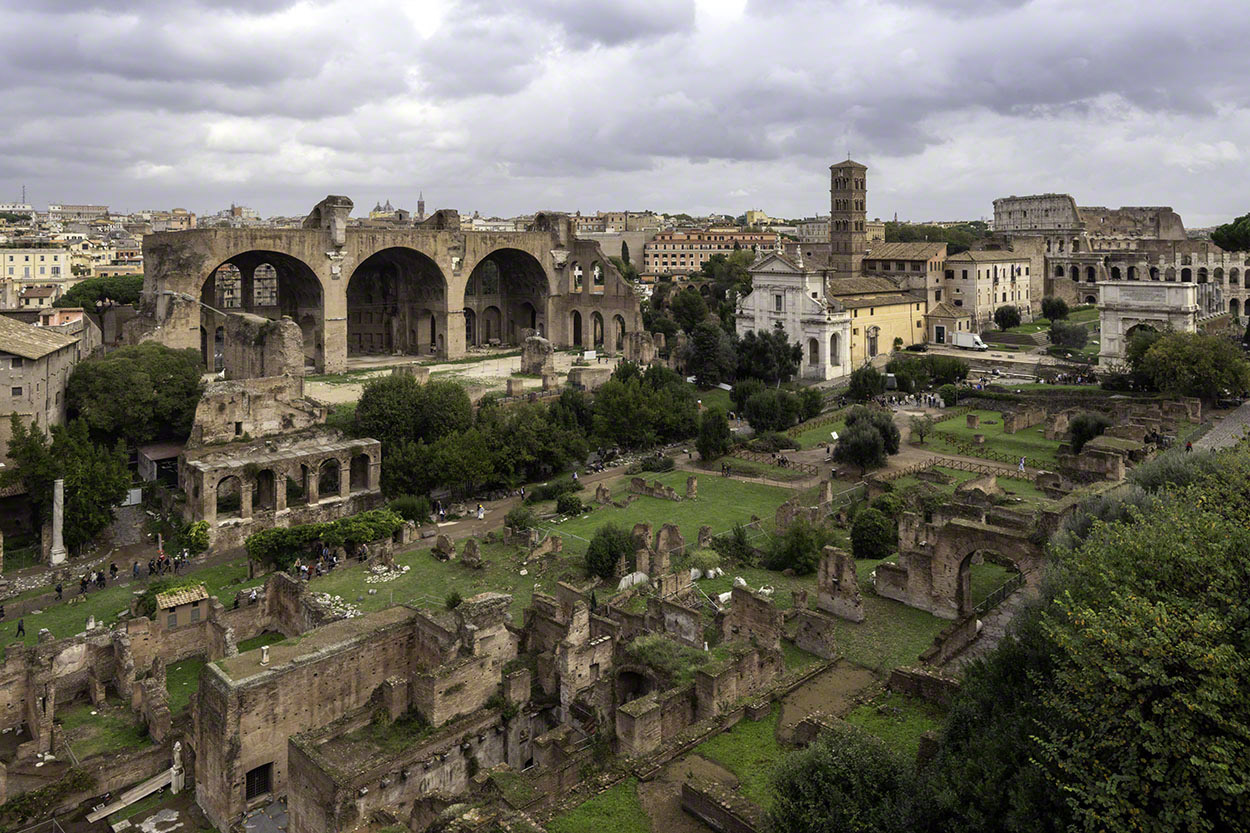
[1087,266,1098,283]
[808,337,819,365]
[482,306,502,344]
[571,311,583,346]
[830,332,841,364]
[1127,266,1137,281]
[1231,268,1241,287]
[1054,265,1065,278]
[1181,267,1193,282]
[346,247,447,357]
[1084,295,1097,304]
[614,315,626,352]
[201,251,325,370]
[216,476,242,521]
[287,465,310,506]
[254,470,276,512]
[956,551,1020,617]
[350,453,371,492]
[591,312,605,348]
[1108,267,1119,281]
[318,459,340,500]
[466,249,549,346]
[463,308,477,347]
[1069,265,1079,281]
[1231,298,1242,319]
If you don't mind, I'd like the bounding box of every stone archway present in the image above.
[465,248,549,346]
[345,247,447,357]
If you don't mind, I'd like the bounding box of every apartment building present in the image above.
[643,229,780,276]
[939,250,1033,330]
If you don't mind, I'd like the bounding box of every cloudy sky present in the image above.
[0,0,1245,225]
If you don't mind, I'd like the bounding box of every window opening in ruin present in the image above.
[245,763,273,801]
[235,421,243,436]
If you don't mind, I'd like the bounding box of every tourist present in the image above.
[1186,440,1193,453]
[80,576,89,595]
[1018,456,1026,473]
[15,619,23,638]
[133,561,140,580]
[55,583,62,600]
[109,562,118,581]
[249,588,258,605]
[477,504,485,520]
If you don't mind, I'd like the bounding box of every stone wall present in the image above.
[888,667,961,706]
[681,780,763,833]
[187,375,323,446]
[224,314,305,380]
[1002,406,1045,434]
[718,586,782,651]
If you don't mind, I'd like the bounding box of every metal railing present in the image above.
[974,571,1026,616]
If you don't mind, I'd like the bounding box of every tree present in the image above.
[585,523,632,579]
[683,320,737,386]
[609,256,638,284]
[765,518,832,574]
[832,421,886,476]
[1137,331,1250,400]
[620,239,630,265]
[66,342,202,447]
[1242,320,1250,347]
[798,387,823,421]
[847,365,886,401]
[994,304,1022,331]
[736,329,800,383]
[845,405,900,454]
[670,286,709,333]
[1049,320,1088,350]
[892,336,904,352]
[1041,297,1070,322]
[909,414,936,444]
[850,507,896,560]
[743,389,800,433]
[938,383,957,406]
[1211,211,1250,252]
[730,378,765,413]
[53,274,144,308]
[355,375,472,447]
[767,724,915,833]
[1068,411,1111,454]
[2,417,128,552]
[696,409,732,461]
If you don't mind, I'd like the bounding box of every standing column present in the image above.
[49,478,67,565]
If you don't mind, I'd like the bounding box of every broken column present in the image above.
[49,478,66,565]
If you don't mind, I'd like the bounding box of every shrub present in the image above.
[744,388,801,433]
[697,409,733,461]
[639,454,675,472]
[388,494,431,523]
[851,508,896,560]
[845,405,901,454]
[848,365,886,401]
[556,492,585,516]
[1050,320,1088,350]
[870,492,905,520]
[524,478,580,504]
[798,387,824,421]
[730,377,766,413]
[749,431,800,453]
[445,590,463,610]
[939,384,957,406]
[504,506,537,531]
[585,523,632,579]
[710,522,758,567]
[994,305,1022,330]
[689,549,721,573]
[1068,411,1111,454]
[245,509,405,571]
[766,518,832,574]
[180,520,209,555]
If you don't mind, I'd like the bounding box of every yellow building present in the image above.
[827,276,927,366]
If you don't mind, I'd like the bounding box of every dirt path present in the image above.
[637,755,739,833]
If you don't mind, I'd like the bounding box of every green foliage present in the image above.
[0,766,95,824]
[66,342,202,446]
[994,304,1022,331]
[798,387,824,421]
[609,255,637,284]
[444,590,463,610]
[2,417,130,550]
[869,492,905,520]
[848,365,886,401]
[245,508,404,570]
[1041,296,1070,322]
[845,405,901,454]
[767,724,916,833]
[748,431,800,453]
[731,377,766,413]
[592,362,698,448]
[388,494,431,523]
[744,388,801,433]
[1128,448,1224,493]
[555,492,585,516]
[504,505,537,531]
[1136,331,1250,400]
[689,549,721,573]
[523,478,580,505]
[737,329,801,384]
[684,319,736,386]
[886,353,969,391]
[938,383,957,406]
[850,507,896,560]
[1211,211,1250,251]
[585,523,632,579]
[908,413,936,444]
[833,421,886,475]
[355,375,472,447]
[1068,411,1111,454]
[183,520,210,555]
[1048,319,1088,350]
[765,518,832,574]
[884,219,988,255]
[670,285,709,332]
[697,409,733,461]
[53,274,144,308]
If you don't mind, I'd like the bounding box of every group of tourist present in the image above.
[880,392,944,409]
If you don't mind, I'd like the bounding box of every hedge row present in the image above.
[245,508,405,570]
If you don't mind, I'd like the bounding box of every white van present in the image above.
[951,332,988,351]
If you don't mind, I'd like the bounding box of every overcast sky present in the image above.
[0,0,1245,226]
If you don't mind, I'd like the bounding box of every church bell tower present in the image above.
[829,159,867,278]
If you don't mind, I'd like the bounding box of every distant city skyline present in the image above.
[1,0,1246,227]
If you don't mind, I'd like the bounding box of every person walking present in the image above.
[16,619,24,638]
[476,504,485,521]
[1186,440,1193,453]
[55,583,62,601]
[1018,456,1026,473]
[133,561,140,580]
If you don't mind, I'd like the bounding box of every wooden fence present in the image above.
[730,448,819,475]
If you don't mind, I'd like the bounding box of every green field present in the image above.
[844,691,946,758]
[887,465,1052,509]
[547,778,650,833]
[166,656,205,716]
[701,457,811,483]
[542,471,794,555]
[57,698,151,760]
[2,558,262,652]
[930,409,1060,466]
[791,419,846,450]
[694,386,733,414]
[1006,305,1099,334]
[693,705,785,807]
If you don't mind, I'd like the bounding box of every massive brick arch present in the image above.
[464,247,550,345]
[345,247,447,357]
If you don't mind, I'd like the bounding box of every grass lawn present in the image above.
[3,558,262,653]
[695,386,732,414]
[825,557,948,673]
[791,419,846,450]
[700,458,810,483]
[57,698,151,760]
[547,778,650,833]
[781,639,823,671]
[930,408,1059,466]
[166,656,205,716]
[844,691,946,759]
[543,471,794,555]
[693,705,784,807]
[238,631,287,652]
[1006,306,1098,334]
[888,465,1052,510]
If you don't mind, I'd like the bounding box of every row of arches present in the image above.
[213,454,373,521]
[198,246,555,370]
[568,261,606,293]
[569,310,627,351]
[1059,263,1245,285]
[806,333,843,366]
